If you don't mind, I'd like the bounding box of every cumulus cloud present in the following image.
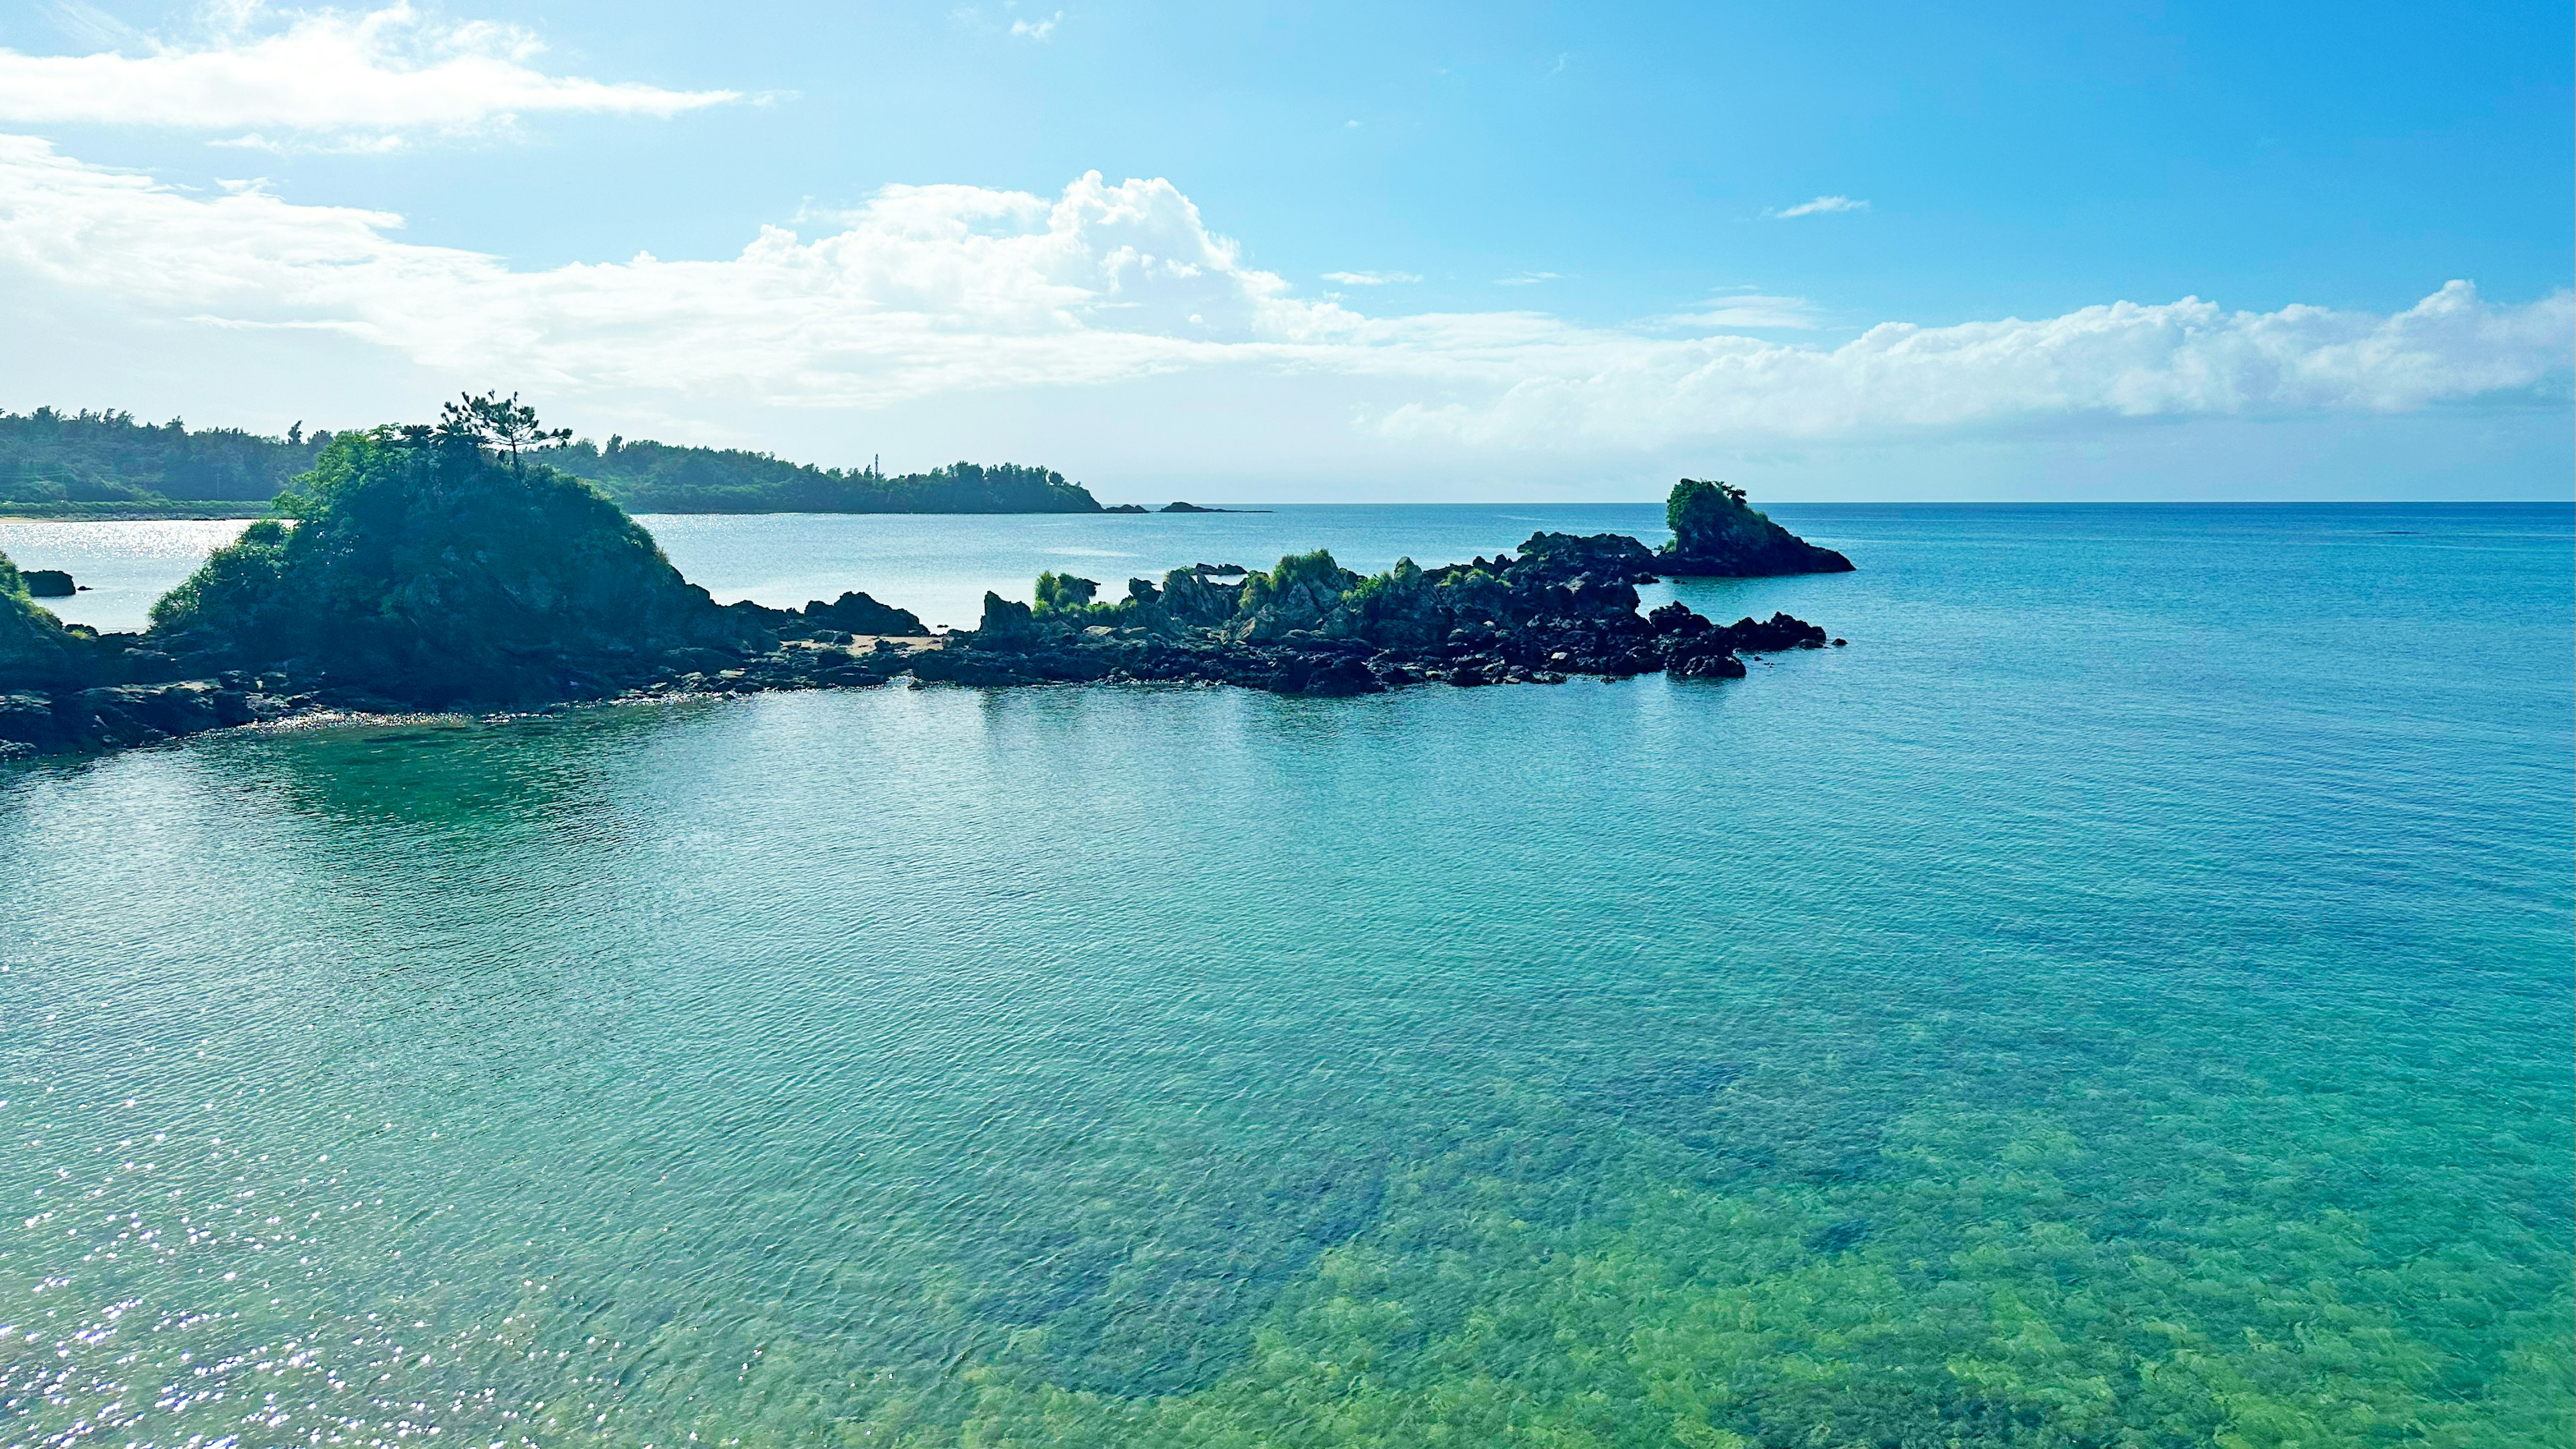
[0,2,737,147]
[0,135,2563,450]
[1774,195,1868,218]
[1324,270,1421,286]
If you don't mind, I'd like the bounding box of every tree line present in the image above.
[0,405,1102,515]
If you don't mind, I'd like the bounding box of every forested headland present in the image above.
[0,407,1102,517]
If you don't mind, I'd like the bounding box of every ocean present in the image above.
[1,503,2568,1448]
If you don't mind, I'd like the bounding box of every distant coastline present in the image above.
[1,406,1110,518]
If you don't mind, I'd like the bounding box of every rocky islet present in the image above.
[0,434,1854,756]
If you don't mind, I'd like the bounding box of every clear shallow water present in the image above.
[0,504,2568,1448]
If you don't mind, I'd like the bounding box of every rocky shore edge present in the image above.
[1,553,1841,759]
[9,539,1856,761]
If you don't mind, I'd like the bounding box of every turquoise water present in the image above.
[1,504,2569,1448]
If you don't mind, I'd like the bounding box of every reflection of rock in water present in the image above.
[1568,1055,1892,1187]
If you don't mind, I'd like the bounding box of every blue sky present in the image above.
[0,1,2568,500]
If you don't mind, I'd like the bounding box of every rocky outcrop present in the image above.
[937,531,1838,698]
[145,427,763,706]
[798,590,925,637]
[23,570,74,597]
[1661,480,1854,576]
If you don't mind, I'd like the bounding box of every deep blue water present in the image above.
[1,503,2568,1448]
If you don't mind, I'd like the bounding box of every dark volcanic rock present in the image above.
[1511,532,1660,586]
[799,590,925,636]
[972,592,1040,645]
[23,570,74,598]
[1661,480,1854,577]
[938,535,1839,702]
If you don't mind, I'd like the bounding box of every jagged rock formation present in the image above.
[943,532,1836,696]
[1662,480,1854,576]
[800,591,924,637]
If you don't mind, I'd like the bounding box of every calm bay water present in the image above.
[1,504,2569,1448]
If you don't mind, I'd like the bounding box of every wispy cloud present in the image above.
[1772,195,1868,219]
[1008,10,1063,40]
[0,2,738,148]
[0,137,2563,451]
[1498,271,1560,286]
[1662,292,1819,329]
[1324,270,1419,286]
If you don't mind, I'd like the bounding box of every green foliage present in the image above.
[1238,549,1352,615]
[150,422,727,702]
[0,406,327,507]
[1668,478,1758,545]
[436,390,572,468]
[0,545,93,688]
[1034,571,1103,618]
[146,519,292,638]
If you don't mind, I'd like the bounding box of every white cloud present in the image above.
[1497,271,1560,286]
[1008,11,1063,40]
[1774,195,1868,218]
[1324,270,1420,286]
[0,3,738,147]
[1663,293,1819,329]
[0,136,2564,454]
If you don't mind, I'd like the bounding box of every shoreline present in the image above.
[0,629,1843,763]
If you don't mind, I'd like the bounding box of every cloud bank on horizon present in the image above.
[5,135,2563,450]
[0,2,2567,497]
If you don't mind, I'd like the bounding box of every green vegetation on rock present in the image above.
[0,545,99,690]
[1664,479,1856,577]
[1034,571,1104,617]
[150,407,749,705]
